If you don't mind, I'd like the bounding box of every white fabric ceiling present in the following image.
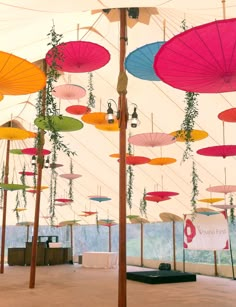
[0,0,236,225]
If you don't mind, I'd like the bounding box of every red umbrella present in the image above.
[206,185,236,194]
[218,108,236,122]
[46,41,110,73]
[197,145,236,158]
[154,18,236,93]
[118,155,150,165]
[128,132,175,147]
[145,195,170,203]
[21,148,51,156]
[147,191,179,198]
[66,105,91,115]
[52,84,86,100]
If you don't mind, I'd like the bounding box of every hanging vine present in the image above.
[191,161,199,216]
[68,158,73,200]
[14,192,20,223]
[20,164,27,208]
[49,169,57,226]
[139,187,147,217]
[127,140,134,212]
[229,194,235,224]
[87,72,96,109]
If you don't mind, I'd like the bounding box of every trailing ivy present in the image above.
[139,188,147,217]
[191,161,199,216]
[20,164,27,208]
[229,194,235,224]
[127,141,134,212]
[14,192,20,223]
[68,158,73,200]
[87,72,96,109]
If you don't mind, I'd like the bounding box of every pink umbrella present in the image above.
[128,132,176,147]
[154,18,236,93]
[207,185,236,194]
[147,191,179,197]
[218,108,236,122]
[21,148,51,156]
[66,105,91,115]
[18,171,35,176]
[145,195,171,203]
[52,84,86,100]
[118,156,150,165]
[212,204,236,210]
[46,41,110,73]
[55,198,73,203]
[59,174,82,180]
[197,145,236,158]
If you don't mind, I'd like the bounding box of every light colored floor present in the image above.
[0,264,236,307]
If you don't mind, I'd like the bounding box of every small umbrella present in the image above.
[21,148,51,156]
[52,84,86,100]
[34,115,83,132]
[154,18,236,93]
[0,51,46,101]
[147,191,179,198]
[16,221,33,242]
[125,41,165,81]
[218,108,236,122]
[98,219,117,252]
[198,198,225,204]
[212,204,236,210]
[207,185,236,194]
[46,41,110,73]
[144,195,170,203]
[81,112,107,125]
[66,105,91,115]
[148,157,177,166]
[95,121,120,132]
[118,155,150,166]
[89,195,111,203]
[170,130,208,142]
[197,145,236,158]
[0,127,36,140]
[128,132,176,147]
[59,174,82,180]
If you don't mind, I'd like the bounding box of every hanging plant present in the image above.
[20,164,27,208]
[127,140,134,212]
[49,169,57,226]
[229,194,235,224]
[68,158,73,200]
[14,192,20,223]
[191,161,199,217]
[87,72,96,109]
[139,187,147,217]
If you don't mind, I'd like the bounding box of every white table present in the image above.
[82,252,118,269]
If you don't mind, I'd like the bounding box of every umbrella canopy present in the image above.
[197,145,236,158]
[46,41,110,73]
[198,198,225,204]
[145,195,170,203]
[159,212,183,222]
[211,204,236,210]
[59,174,82,180]
[66,105,91,115]
[207,185,236,194]
[148,157,177,166]
[0,127,36,140]
[81,112,107,125]
[154,18,236,93]
[118,156,150,166]
[147,191,179,197]
[125,41,165,81]
[128,132,176,147]
[0,51,46,101]
[52,84,86,100]
[170,130,208,142]
[34,115,83,132]
[218,108,236,122]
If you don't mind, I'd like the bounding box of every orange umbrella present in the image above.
[0,51,46,100]
[148,157,177,166]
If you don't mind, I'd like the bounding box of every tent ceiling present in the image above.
[0,1,236,225]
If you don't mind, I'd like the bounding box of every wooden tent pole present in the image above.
[0,139,10,274]
[29,59,47,288]
[118,8,128,307]
[213,250,218,276]
[173,221,176,270]
[109,226,111,252]
[70,224,73,263]
[141,222,144,267]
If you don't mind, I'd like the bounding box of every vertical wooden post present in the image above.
[140,223,144,267]
[70,224,73,263]
[109,226,112,252]
[0,139,10,274]
[118,8,128,307]
[173,221,176,270]
[213,250,218,276]
[29,59,47,288]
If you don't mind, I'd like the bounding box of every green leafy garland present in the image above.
[49,170,57,225]
[14,192,20,223]
[87,72,96,109]
[20,164,27,208]
[229,194,235,224]
[191,161,199,215]
[139,187,147,217]
[68,159,73,200]
[127,141,134,212]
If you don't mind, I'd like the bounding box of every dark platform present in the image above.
[126,270,197,284]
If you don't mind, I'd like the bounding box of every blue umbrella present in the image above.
[125,41,165,81]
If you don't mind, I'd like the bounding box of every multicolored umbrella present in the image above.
[46,41,110,73]
[197,145,236,158]
[0,51,46,101]
[125,41,165,81]
[154,18,236,93]
[52,84,86,100]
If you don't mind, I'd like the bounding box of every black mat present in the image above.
[126,270,197,284]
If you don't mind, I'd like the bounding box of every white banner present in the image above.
[184,211,229,250]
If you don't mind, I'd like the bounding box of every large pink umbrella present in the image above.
[46,41,110,73]
[197,145,236,158]
[52,84,86,100]
[128,132,176,147]
[154,18,236,93]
